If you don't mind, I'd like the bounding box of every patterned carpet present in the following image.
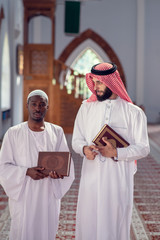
[56,153,160,240]
[0,127,160,240]
[131,155,160,240]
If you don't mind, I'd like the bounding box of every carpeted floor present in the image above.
[56,152,160,240]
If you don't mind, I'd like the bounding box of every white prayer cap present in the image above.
[27,89,48,102]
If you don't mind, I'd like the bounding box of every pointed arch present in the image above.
[58,29,127,87]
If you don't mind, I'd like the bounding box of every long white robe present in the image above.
[0,122,75,240]
[72,97,150,240]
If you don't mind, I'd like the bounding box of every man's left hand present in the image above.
[49,170,64,179]
[97,137,117,158]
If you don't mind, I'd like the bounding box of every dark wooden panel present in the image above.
[24,44,53,80]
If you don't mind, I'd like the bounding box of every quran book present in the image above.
[92,124,129,148]
[38,152,71,176]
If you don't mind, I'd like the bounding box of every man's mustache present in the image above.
[34,111,41,114]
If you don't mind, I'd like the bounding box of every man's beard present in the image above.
[32,111,46,122]
[96,87,113,101]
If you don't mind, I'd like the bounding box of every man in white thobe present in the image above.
[0,90,75,240]
[72,63,150,240]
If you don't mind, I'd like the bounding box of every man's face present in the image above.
[27,95,49,122]
[92,77,112,101]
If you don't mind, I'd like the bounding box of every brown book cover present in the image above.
[38,152,71,176]
[92,124,129,148]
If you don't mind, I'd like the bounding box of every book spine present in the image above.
[92,124,107,142]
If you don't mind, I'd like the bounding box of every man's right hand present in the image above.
[83,145,98,160]
[26,167,48,180]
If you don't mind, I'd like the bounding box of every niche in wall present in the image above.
[28,15,52,44]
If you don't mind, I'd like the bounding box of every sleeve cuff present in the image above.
[116,148,128,160]
[113,156,118,161]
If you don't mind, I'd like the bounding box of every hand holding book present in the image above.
[92,124,129,160]
[38,152,71,177]
[84,139,117,160]
[92,124,129,148]
[83,145,98,160]
[48,170,64,179]
[95,137,118,159]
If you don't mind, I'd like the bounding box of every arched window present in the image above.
[71,47,102,74]
[65,47,102,98]
[1,32,11,109]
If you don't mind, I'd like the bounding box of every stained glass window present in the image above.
[66,48,102,99]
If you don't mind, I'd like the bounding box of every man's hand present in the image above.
[97,137,117,158]
[49,171,64,179]
[26,167,48,180]
[83,145,99,160]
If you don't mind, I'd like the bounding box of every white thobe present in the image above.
[0,122,75,240]
[72,97,150,240]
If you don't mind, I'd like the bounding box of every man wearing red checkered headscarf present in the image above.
[86,62,132,103]
[72,62,150,240]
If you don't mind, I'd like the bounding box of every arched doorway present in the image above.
[58,29,127,88]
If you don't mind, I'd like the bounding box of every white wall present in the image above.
[0,0,160,129]
[0,0,24,138]
[0,0,12,138]
[144,0,160,123]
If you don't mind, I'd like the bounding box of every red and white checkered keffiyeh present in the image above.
[86,62,132,103]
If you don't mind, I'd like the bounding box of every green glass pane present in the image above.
[66,48,102,98]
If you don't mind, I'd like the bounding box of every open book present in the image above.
[92,124,129,148]
[38,152,71,176]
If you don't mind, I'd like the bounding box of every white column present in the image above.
[136,0,145,105]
